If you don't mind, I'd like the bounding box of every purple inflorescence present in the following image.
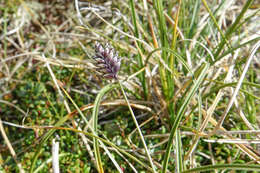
[93,42,121,79]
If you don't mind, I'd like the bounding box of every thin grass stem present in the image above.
[119,80,157,173]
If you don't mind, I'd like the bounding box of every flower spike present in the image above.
[93,42,121,79]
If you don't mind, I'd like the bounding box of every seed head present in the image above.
[93,42,121,79]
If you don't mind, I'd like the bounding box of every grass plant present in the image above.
[0,0,260,172]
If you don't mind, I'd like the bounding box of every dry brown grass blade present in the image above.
[0,119,25,173]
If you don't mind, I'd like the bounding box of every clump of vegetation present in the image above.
[0,0,260,172]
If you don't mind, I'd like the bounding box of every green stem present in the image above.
[119,80,157,173]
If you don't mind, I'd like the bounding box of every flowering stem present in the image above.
[118,80,157,173]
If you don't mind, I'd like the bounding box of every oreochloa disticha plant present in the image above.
[71,0,260,172]
[1,0,260,172]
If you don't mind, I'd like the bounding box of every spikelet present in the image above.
[93,42,121,79]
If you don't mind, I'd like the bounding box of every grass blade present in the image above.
[175,130,183,172]
[182,164,260,173]
[92,83,119,173]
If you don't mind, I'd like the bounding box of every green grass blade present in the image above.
[175,130,183,172]
[188,0,200,38]
[162,63,209,173]
[182,164,260,173]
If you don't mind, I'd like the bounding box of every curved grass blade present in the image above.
[92,83,119,173]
